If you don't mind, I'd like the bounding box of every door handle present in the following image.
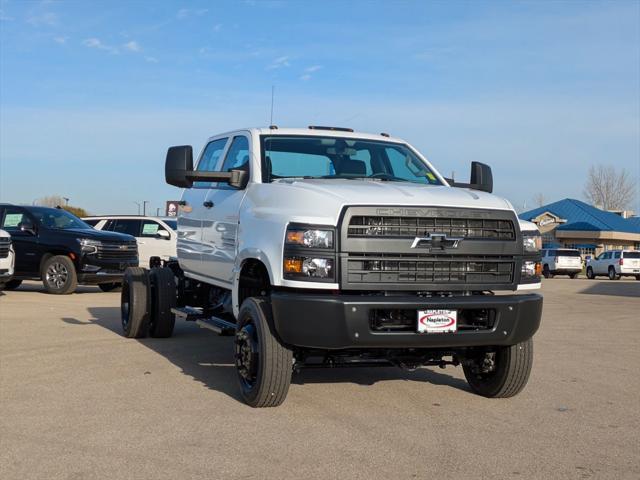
[203,201,214,208]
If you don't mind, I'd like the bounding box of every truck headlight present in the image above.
[286,227,334,249]
[522,232,542,253]
[78,238,101,254]
[284,256,334,280]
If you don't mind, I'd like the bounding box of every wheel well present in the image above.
[40,250,76,274]
[238,259,271,307]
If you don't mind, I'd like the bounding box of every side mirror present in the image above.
[469,161,493,193]
[165,145,194,188]
[445,161,493,193]
[156,230,171,240]
[19,223,36,235]
[165,145,250,189]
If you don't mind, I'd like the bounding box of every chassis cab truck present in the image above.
[121,126,543,407]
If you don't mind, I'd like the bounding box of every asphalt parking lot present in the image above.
[1,279,639,480]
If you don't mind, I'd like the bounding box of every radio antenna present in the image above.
[270,85,275,125]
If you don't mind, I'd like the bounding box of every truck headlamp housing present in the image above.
[283,224,336,282]
[286,227,333,249]
[78,238,101,254]
[522,232,542,253]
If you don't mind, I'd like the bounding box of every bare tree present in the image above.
[532,193,546,208]
[35,195,67,208]
[583,165,636,211]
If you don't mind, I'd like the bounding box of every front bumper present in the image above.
[78,257,138,284]
[271,292,542,349]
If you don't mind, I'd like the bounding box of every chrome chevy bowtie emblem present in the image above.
[410,233,462,250]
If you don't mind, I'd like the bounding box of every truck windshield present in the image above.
[31,208,92,230]
[261,135,442,185]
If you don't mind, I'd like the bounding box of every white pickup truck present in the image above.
[120,126,544,407]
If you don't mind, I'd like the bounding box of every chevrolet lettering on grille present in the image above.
[410,233,462,250]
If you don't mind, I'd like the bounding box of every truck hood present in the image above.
[54,228,136,243]
[247,179,515,226]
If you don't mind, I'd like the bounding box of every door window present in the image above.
[614,252,621,259]
[140,220,169,238]
[1,208,33,232]
[112,219,142,237]
[195,138,228,188]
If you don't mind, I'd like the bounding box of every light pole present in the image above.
[133,201,141,215]
[142,201,149,216]
[63,197,69,206]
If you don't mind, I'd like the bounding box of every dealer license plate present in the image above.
[417,309,457,334]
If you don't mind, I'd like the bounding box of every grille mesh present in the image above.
[346,254,514,285]
[96,242,138,261]
[348,216,515,240]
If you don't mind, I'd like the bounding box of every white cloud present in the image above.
[53,36,68,44]
[177,8,208,19]
[83,38,118,55]
[123,41,141,52]
[267,56,290,70]
[145,56,158,63]
[304,65,323,73]
[27,12,58,27]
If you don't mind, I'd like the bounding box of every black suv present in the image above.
[0,204,138,294]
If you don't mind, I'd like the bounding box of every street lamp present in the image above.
[63,197,69,206]
[142,201,149,216]
[133,201,141,215]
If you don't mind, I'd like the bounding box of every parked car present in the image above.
[586,250,640,280]
[0,228,15,289]
[120,126,543,407]
[83,216,177,267]
[540,248,583,278]
[0,204,139,294]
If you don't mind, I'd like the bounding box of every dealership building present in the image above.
[519,198,640,258]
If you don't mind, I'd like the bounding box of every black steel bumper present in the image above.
[271,292,542,350]
[77,258,137,284]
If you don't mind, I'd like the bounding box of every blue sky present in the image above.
[1,0,639,215]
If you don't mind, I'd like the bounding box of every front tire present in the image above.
[120,267,150,338]
[235,297,293,408]
[463,338,533,398]
[586,267,595,279]
[149,268,176,338]
[42,255,77,294]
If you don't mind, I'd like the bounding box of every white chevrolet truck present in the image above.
[120,126,543,407]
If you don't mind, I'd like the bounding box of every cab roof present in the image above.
[209,127,407,144]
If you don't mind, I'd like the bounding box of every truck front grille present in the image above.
[346,253,514,285]
[0,238,10,259]
[96,242,138,261]
[348,216,515,240]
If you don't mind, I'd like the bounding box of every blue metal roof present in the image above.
[519,199,640,234]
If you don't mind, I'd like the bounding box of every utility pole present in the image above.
[143,201,149,216]
[156,207,161,216]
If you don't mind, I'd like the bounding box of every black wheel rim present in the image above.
[45,262,68,289]
[235,321,259,389]
[121,282,130,330]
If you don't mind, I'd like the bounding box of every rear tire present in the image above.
[586,267,595,279]
[608,267,619,281]
[149,268,176,338]
[636,275,640,281]
[463,338,533,398]
[42,255,77,294]
[569,272,578,279]
[98,283,121,292]
[2,279,22,290]
[235,297,292,408]
[120,267,150,338]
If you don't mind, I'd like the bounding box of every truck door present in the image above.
[1,207,40,275]
[201,135,250,286]
[178,137,229,277]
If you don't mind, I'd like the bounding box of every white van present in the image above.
[83,216,177,268]
[540,248,582,279]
